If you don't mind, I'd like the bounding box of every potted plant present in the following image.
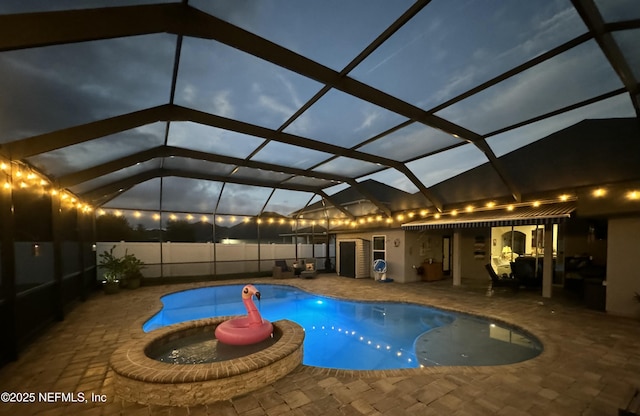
[98,246,124,294]
[121,251,145,289]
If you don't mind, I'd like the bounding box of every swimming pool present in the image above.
[144,284,542,370]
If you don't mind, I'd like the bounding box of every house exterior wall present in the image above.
[404,230,447,282]
[563,218,608,265]
[606,217,640,318]
[336,229,408,282]
[459,228,491,281]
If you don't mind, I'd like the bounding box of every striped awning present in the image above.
[402,202,576,231]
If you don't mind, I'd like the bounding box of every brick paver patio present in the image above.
[1,274,638,415]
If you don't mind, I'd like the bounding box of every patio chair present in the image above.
[485,264,520,292]
[300,259,317,279]
[273,260,295,279]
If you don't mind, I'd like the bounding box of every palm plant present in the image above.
[98,245,124,283]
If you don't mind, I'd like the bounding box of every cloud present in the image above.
[430,66,478,105]
[158,177,223,213]
[211,90,235,118]
[277,73,304,109]
[28,123,165,177]
[355,108,381,132]
[436,39,621,134]
[180,84,197,105]
[257,94,294,120]
[216,184,273,215]
[0,34,174,142]
[407,143,488,187]
[104,178,162,211]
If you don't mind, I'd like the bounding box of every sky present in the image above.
[0,0,637,228]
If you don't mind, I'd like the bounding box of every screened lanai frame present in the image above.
[0,0,638,230]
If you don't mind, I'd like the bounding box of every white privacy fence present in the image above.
[95,242,335,279]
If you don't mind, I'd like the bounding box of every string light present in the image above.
[77,184,638,226]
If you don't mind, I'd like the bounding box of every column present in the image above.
[542,223,554,298]
[452,230,462,286]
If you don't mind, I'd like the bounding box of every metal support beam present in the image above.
[316,191,356,221]
[473,140,522,203]
[80,168,326,206]
[345,180,391,218]
[56,145,352,189]
[0,4,481,142]
[0,105,171,160]
[571,0,640,116]
[0,170,18,363]
[50,195,64,322]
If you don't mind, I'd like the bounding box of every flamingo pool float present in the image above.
[214,284,273,345]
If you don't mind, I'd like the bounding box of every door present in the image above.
[339,241,356,278]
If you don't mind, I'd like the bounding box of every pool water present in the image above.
[144,284,542,370]
[148,331,280,365]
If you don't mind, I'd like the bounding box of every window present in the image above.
[372,235,386,261]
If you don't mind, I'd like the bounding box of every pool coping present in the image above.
[110,317,305,405]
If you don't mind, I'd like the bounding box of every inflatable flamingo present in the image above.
[214,284,273,345]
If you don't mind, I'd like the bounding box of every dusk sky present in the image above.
[0,0,637,228]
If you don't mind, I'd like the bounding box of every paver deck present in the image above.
[1,274,639,415]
